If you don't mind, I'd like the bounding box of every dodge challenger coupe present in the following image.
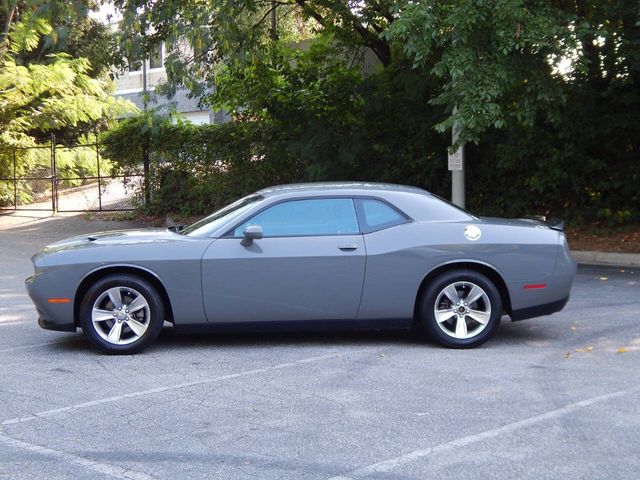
[26,183,576,354]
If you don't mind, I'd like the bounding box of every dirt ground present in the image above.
[566,225,640,253]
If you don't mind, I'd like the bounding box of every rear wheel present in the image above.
[79,274,165,354]
[419,270,502,348]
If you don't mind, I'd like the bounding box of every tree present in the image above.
[113,0,399,99]
[109,0,639,223]
[0,2,134,148]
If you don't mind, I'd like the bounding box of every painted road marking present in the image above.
[0,338,82,354]
[0,321,26,326]
[2,350,367,426]
[327,385,640,480]
[0,432,156,480]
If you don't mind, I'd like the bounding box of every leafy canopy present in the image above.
[0,1,135,148]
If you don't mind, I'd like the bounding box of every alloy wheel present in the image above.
[433,281,492,340]
[91,286,151,345]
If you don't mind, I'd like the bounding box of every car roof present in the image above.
[256,182,430,198]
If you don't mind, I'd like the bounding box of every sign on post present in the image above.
[448,148,463,171]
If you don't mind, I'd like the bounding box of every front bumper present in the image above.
[25,273,77,332]
[38,316,77,332]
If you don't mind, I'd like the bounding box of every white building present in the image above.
[113,42,228,125]
[92,4,226,124]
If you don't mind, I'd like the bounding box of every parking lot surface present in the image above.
[1,213,639,479]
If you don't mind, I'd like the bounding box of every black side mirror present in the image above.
[241,225,263,246]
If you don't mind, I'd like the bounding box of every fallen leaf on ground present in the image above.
[617,347,628,353]
[564,352,572,359]
[575,346,594,353]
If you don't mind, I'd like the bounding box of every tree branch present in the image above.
[1,1,18,55]
[294,0,391,66]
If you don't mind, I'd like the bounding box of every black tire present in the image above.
[419,269,502,348]
[79,274,165,354]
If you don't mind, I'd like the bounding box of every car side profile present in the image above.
[26,182,576,354]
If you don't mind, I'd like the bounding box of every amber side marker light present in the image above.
[523,284,547,290]
[47,298,71,303]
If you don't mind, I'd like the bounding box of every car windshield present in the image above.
[181,194,264,236]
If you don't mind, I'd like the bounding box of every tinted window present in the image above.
[182,194,263,236]
[357,199,407,232]
[234,198,359,237]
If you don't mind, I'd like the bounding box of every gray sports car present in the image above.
[26,183,576,354]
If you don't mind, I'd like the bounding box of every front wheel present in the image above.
[419,270,502,348]
[79,274,165,354]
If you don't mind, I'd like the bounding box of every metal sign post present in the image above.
[448,112,465,208]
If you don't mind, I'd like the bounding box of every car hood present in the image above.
[40,229,185,255]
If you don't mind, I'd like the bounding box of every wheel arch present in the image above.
[413,261,512,321]
[74,265,174,326]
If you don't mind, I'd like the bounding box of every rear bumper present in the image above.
[510,296,570,321]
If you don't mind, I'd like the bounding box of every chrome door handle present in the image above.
[338,245,359,251]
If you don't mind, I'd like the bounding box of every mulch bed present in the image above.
[565,225,640,254]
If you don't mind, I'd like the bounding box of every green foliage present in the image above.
[0,140,106,206]
[101,40,451,215]
[384,0,569,145]
[0,3,136,205]
[467,82,640,225]
[106,0,639,225]
[0,51,135,151]
[101,113,303,215]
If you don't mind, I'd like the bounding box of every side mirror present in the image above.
[241,225,263,246]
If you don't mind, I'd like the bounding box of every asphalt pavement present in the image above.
[0,212,638,479]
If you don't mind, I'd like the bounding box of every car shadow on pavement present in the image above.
[46,321,556,354]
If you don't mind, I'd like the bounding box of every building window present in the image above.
[149,42,163,69]
[128,57,142,72]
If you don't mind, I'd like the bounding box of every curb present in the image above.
[572,250,640,268]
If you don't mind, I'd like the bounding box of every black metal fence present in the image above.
[0,137,144,213]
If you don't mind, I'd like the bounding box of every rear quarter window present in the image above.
[356,198,409,233]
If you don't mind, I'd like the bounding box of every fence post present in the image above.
[96,141,102,211]
[143,145,150,205]
[13,149,17,210]
[50,134,57,212]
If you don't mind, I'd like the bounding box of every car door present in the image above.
[201,197,366,323]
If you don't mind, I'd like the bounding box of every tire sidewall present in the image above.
[420,270,502,348]
[79,275,165,354]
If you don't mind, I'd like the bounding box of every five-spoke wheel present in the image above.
[80,275,165,354]
[91,286,151,345]
[420,270,502,348]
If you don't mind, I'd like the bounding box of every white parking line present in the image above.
[0,338,82,354]
[0,304,34,310]
[327,385,640,480]
[2,350,365,426]
[0,432,156,480]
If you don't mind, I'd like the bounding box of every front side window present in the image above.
[233,198,359,237]
[356,198,407,232]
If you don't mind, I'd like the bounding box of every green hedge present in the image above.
[100,78,639,225]
[101,115,305,215]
